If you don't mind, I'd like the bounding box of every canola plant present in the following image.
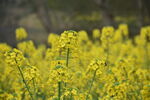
[0,24,150,100]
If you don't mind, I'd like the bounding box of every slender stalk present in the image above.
[86,69,97,100]
[66,48,70,67]
[145,42,149,69]
[70,93,73,100]
[106,40,109,64]
[64,48,70,100]
[32,78,36,99]
[58,82,61,100]
[17,66,34,100]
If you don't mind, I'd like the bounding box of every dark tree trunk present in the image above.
[30,0,53,33]
[143,0,150,25]
[137,0,144,27]
[94,0,115,26]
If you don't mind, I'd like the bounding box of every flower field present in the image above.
[0,24,150,100]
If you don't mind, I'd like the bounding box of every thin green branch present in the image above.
[17,66,34,100]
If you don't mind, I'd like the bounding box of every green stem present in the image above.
[66,48,70,67]
[70,93,73,100]
[32,78,36,99]
[145,43,149,69]
[64,48,70,100]
[58,82,61,100]
[106,40,109,64]
[17,66,34,100]
[86,69,97,100]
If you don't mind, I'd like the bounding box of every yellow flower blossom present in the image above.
[15,27,28,41]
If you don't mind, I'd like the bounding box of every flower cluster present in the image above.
[58,30,78,52]
[15,27,28,41]
[4,48,25,66]
[86,59,106,75]
[24,65,40,81]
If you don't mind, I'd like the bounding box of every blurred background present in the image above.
[0,0,150,46]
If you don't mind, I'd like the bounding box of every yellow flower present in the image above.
[0,43,11,53]
[118,24,128,36]
[4,48,25,66]
[24,66,40,80]
[71,89,77,95]
[92,29,100,39]
[15,27,28,41]
[101,26,114,48]
[48,33,59,48]
[57,30,79,58]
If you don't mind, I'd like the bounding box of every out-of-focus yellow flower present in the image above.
[0,43,11,53]
[119,24,129,36]
[17,40,36,57]
[71,89,77,95]
[92,29,100,39]
[15,27,28,41]
[140,26,150,41]
[48,33,59,48]
[101,26,114,47]
[78,30,89,42]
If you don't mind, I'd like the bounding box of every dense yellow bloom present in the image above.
[4,48,25,66]
[57,30,79,59]
[15,27,28,41]
[48,67,70,83]
[58,30,78,49]
[0,25,150,100]
[24,66,40,80]
[87,59,106,72]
